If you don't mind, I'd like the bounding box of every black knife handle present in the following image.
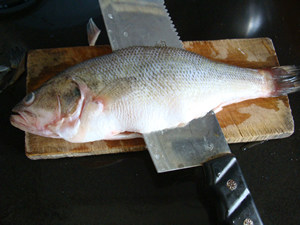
[203,154,263,225]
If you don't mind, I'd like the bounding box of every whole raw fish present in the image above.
[10,47,299,143]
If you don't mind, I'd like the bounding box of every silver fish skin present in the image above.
[10,47,300,143]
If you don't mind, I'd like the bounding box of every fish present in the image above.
[10,46,300,143]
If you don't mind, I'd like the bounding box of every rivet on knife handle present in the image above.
[203,154,263,225]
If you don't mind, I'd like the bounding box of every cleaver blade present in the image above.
[143,111,231,173]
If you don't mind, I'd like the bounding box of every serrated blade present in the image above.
[98,0,182,50]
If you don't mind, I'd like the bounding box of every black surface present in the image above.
[0,0,299,224]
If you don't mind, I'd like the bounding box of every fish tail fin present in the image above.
[267,65,300,96]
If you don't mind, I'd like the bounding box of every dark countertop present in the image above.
[0,0,299,224]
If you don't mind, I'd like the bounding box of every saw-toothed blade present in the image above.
[98,0,182,51]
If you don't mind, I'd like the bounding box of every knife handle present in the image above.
[203,154,263,225]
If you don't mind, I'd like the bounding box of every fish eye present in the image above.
[24,92,35,105]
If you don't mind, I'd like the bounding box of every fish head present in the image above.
[10,76,85,139]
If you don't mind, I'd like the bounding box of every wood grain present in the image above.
[25,38,294,159]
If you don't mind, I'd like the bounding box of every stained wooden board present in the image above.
[25,38,294,159]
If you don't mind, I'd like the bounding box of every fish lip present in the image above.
[10,114,29,131]
[10,108,37,131]
[12,106,35,115]
[11,108,36,123]
[10,113,59,138]
[10,109,60,138]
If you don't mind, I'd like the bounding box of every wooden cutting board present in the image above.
[25,38,294,159]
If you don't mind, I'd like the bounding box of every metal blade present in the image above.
[143,111,231,173]
[98,0,230,173]
[98,0,182,50]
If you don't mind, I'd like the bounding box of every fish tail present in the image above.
[266,66,300,96]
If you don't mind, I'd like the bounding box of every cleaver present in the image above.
[98,0,263,224]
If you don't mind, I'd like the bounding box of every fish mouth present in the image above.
[10,109,60,138]
[10,109,36,132]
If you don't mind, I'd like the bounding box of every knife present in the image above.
[98,0,263,224]
[144,111,263,224]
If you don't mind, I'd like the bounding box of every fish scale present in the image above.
[65,46,269,135]
[69,47,267,115]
